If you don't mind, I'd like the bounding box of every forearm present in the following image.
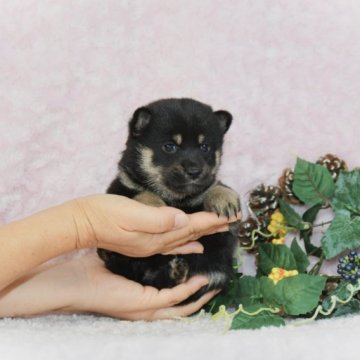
[0,201,79,291]
[0,259,87,318]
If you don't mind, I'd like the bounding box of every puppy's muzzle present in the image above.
[183,166,203,180]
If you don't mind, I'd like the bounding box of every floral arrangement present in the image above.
[205,155,360,330]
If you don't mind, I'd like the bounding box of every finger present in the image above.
[162,241,204,255]
[151,276,209,308]
[155,212,232,248]
[155,220,235,255]
[153,289,221,320]
[119,201,190,233]
[216,224,230,233]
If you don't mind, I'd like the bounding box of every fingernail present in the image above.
[188,242,204,254]
[174,212,189,229]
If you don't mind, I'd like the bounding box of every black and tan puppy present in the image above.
[98,98,240,302]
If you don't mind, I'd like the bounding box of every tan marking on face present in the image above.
[211,150,222,175]
[139,146,163,184]
[198,134,205,144]
[172,134,182,145]
[117,167,144,192]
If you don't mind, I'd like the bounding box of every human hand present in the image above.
[69,194,239,256]
[0,254,219,320]
[78,254,219,319]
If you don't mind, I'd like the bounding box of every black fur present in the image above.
[98,98,240,303]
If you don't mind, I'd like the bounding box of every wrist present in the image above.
[65,197,99,250]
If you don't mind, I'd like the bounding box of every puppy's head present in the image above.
[123,98,232,201]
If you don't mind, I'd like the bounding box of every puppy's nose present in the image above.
[185,166,202,179]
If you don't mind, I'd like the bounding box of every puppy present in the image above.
[97,98,240,303]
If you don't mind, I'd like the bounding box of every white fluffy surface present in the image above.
[1,314,359,359]
[1,1,360,358]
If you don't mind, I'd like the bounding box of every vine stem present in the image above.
[312,220,333,228]
[294,279,360,326]
[211,304,280,330]
[308,253,325,275]
[240,229,273,250]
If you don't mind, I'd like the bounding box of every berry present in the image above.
[337,250,360,282]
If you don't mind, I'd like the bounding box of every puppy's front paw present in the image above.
[169,257,189,284]
[203,185,241,219]
[133,191,166,207]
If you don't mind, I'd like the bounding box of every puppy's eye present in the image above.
[162,143,178,154]
[200,144,210,153]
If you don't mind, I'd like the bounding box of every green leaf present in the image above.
[332,299,360,317]
[260,277,281,307]
[278,198,310,230]
[279,275,326,315]
[290,238,310,273]
[331,170,360,214]
[234,276,263,306]
[293,158,335,206]
[206,274,242,313]
[230,304,285,330]
[261,275,326,316]
[257,244,298,276]
[300,204,323,257]
[321,210,360,259]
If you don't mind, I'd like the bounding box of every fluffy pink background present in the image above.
[1,0,360,227]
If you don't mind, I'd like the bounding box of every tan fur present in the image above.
[172,134,182,145]
[133,191,166,207]
[211,150,222,175]
[117,167,144,192]
[169,258,189,283]
[139,146,163,184]
[208,271,227,288]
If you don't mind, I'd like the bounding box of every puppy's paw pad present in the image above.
[204,186,241,218]
[169,258,189,283]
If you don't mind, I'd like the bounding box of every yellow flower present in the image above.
[271,238,285,245]
[268,267,299,284]
[271,211,285,222]
[267,210,287,237]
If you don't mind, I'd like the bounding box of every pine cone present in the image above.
[248,184,281,217]
[237,217,269,248]
[278,168,303,205]
[316,154,347,181]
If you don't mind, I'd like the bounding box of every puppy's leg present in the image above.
[203,183,241,219]
[169,257,189,284]
[133,191,166,207]
[203,183,241,238]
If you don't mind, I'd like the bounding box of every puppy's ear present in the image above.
[130,107,152,137]
[214,110,232,134]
